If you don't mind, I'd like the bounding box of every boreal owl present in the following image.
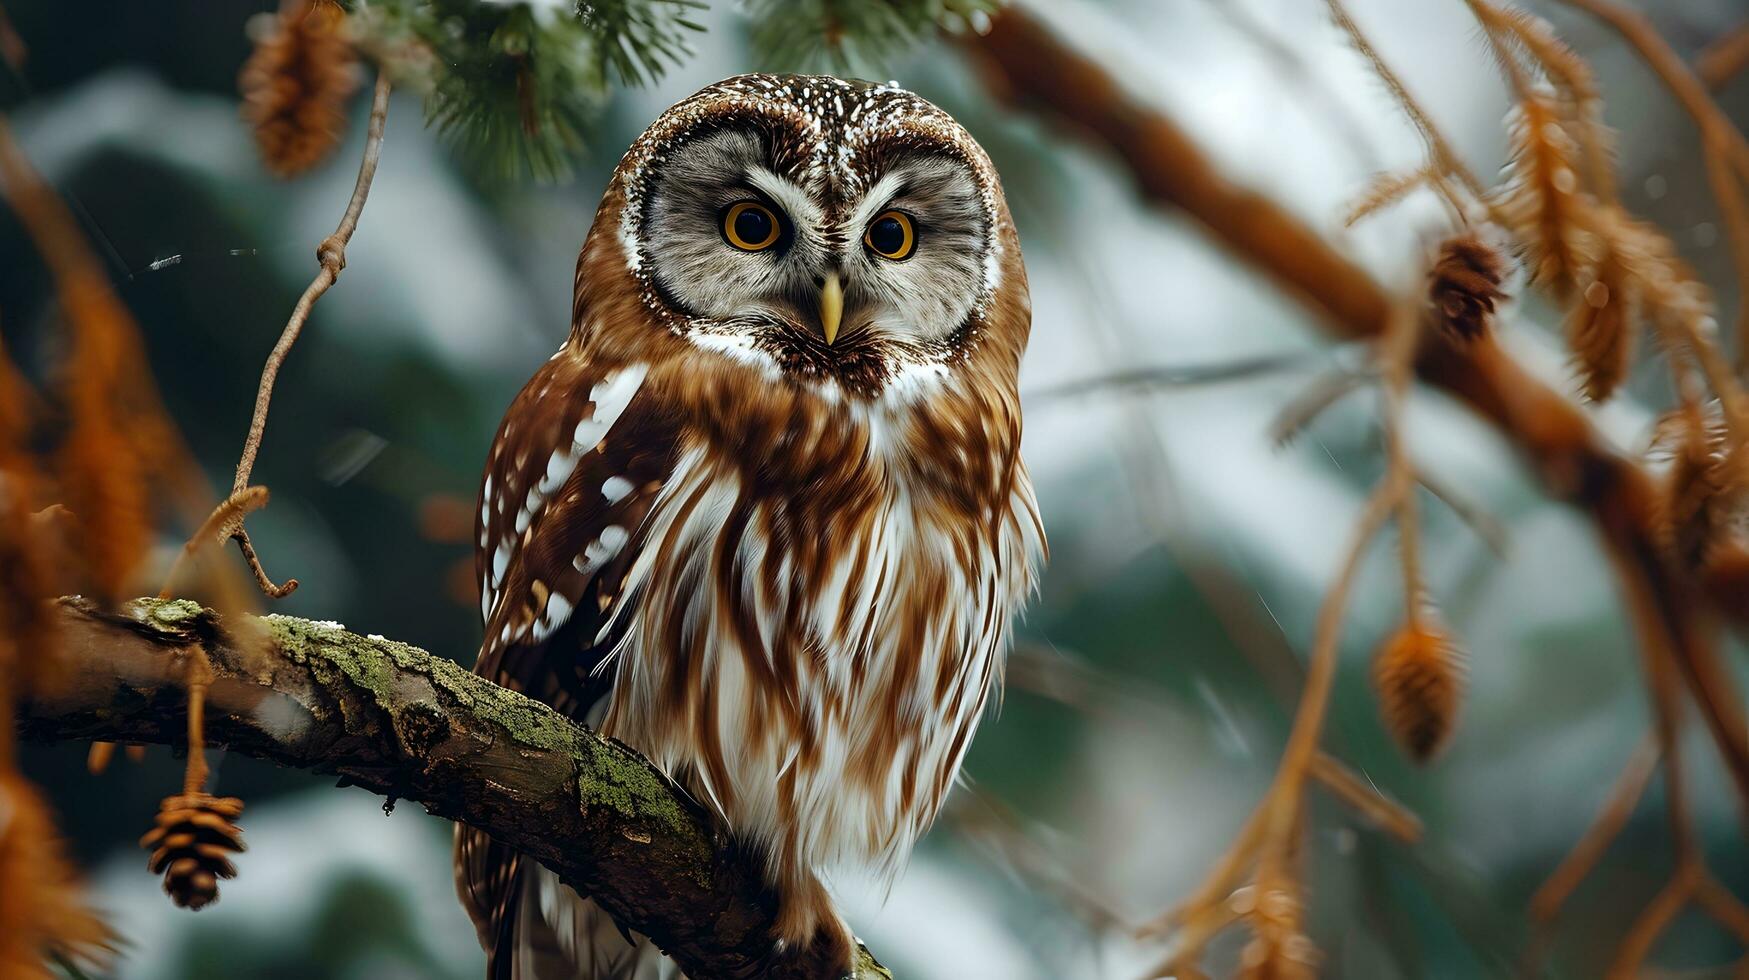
[455,73,1044,979]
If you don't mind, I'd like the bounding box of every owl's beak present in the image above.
[819,271,843,345]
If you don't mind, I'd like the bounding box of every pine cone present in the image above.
[140,793,245,910]
[1428,233,1508,342]
[239,0,357,178]
[1372,622,1467,763]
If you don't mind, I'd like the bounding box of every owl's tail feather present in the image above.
[509,867,682,980]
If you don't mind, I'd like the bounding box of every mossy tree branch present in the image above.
[15,597,891,980]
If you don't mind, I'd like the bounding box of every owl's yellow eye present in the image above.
[722,201,781,251]
[864,210,916,260]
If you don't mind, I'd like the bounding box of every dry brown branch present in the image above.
[1023,352,1313,404]
[157,487,271,601]
[948,791,1131,934]
[1307,752,1422,843]
[224,70,391,597]
[1698,24,1749,91]
[1527,735,1658,925]
[966,3,1749,824]
[1413,464,1510,557]
[1268,368,1370,447]
[1553,0,1749,364]
[1344,168,1434,227]
[1582,503,1749,977]
[1135,303,1420,977]
[1550,0,1749,185]
[18,597,894,980]
[1468,0,1617,207]
[1321,0,1484,211]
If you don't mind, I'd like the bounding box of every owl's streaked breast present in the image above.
[598,360,1043,878]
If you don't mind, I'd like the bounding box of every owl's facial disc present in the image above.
[637,121,991,377]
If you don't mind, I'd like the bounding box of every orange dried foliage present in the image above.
[1373,622,1467,763]
[0,771,113,978]
[57,281,152,602]
[1494,94,1590,297]
[1344,167,1432,227]
[1564,248,1635,402]
[240,0,359,178]
[0,337,59,693]
[5,121,220,596]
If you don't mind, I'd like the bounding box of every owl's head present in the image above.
[581,74,1026,397]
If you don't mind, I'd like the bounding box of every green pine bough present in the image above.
[345,0,997,181]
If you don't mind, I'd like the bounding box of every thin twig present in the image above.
[1191,0,1382,172]
[181,648,213,797]
[1381,307,1423,624]
[1414,464,1510,558]
[1251,302,1418,882]
[1322,0,1486,207]
[1553,0,1749,367]
[1023,352,1316,405]
[1137,801,1268,940]
[233,529,298,599]
[1697,23,1749,91]
[1528,734,1659,923]
[1309,751,1423,843]
[949,791,1131,934]
[1269,367,1372,447]
[1694,874,1749,944]
[225,71,391,595]
[1605,860,1697,980]
[1588,507,1749,977]
[1466,0,1617,208]
[157,487,270,600]
[1138,303,1421,975]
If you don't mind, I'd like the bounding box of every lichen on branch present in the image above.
[17,596,891,980]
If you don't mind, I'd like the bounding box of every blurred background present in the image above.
[4,0,1749,977]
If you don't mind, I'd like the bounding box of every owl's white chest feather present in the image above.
[599,388,1041,881]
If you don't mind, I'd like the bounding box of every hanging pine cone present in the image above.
[1372,622,1467,763]
[1428,233,1508,343]
[239,0,358,178]
[140,793,245,910]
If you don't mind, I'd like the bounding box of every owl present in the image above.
[455,73,1044,979]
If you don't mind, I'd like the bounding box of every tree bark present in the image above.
[16,597,891,980]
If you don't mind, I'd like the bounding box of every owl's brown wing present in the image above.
[454,351,679,979]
